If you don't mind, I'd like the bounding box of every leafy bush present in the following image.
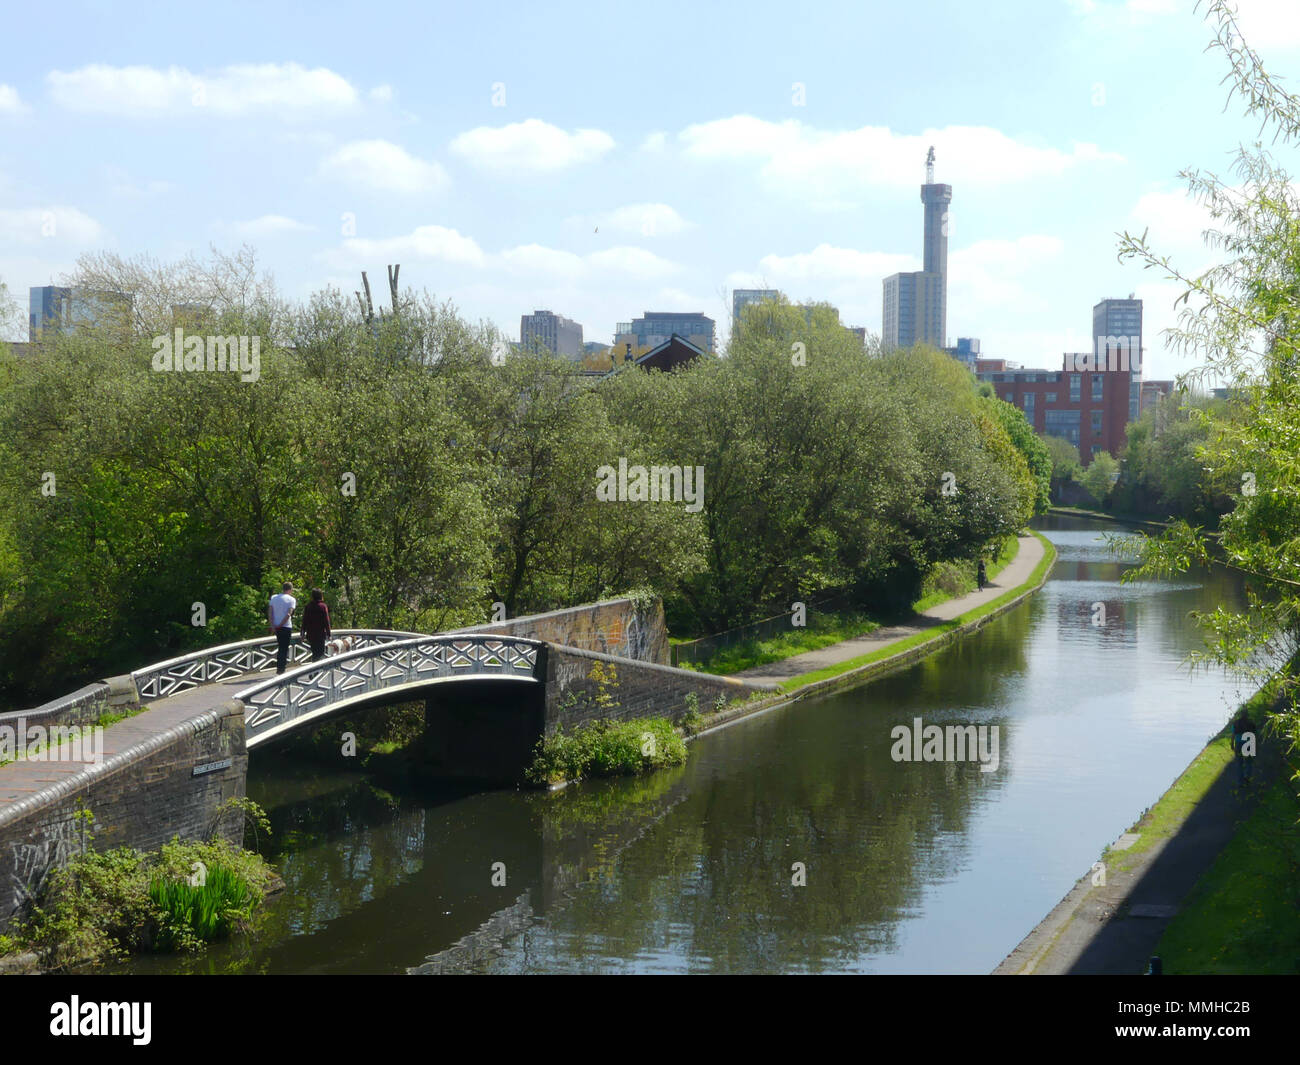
[526,717,687,785]
[13,836,276,970]
[149,865,255,950]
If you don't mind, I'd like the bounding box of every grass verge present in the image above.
[780,531,1056,692]
[1154,769,1300,973]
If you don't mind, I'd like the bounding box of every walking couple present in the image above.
[267,582,333,675]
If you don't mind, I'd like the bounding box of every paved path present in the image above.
[735,533,1046,684]
[0,672,270,811]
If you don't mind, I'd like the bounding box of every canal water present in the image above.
[120,515,1253,974]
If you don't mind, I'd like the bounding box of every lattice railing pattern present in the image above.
[236,636,545,745]
[132,630,431,701]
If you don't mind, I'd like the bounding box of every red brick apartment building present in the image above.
[975,353,1137,465]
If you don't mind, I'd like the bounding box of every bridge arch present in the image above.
[132,629,431,701]
[233,635,547,749]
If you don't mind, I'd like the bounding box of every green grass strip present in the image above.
[779,531,1057,693]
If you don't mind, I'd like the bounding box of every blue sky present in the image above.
[3,0,1299,381]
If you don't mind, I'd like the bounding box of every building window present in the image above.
[1092,410,1103,436]
[1070,374,1081,402]
[1003,392,1013,402]
[1091,376,1103,401]
[1045,392,1057,403]
[1023,393,1035,415]
[1091,445,1103,458]
[1045,409,1081,444]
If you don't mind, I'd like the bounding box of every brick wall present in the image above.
[544,645,776,734]
[0,703,247,932]
[0,675,137,734]
[456,598,669,665]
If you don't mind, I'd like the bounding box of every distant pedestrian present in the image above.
[977,559,987,591]
[267,581,297,675]
[1232,709,1257,785]
[302,588,332,662]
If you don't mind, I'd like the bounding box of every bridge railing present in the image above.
[235,634,546,746]
[132,629,432,701]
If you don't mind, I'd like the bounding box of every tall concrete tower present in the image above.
[920,146,952,346]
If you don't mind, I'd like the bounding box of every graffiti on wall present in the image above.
[8,817,85,914]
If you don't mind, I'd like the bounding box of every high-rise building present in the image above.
[882,147,950,351]
[29,286,71,340]
[1092,297,1143,422]
[882,272,944,351]
[617,311,715,353]
[29,286,130,341]
[520,309,583,358]
[732,288,780,323]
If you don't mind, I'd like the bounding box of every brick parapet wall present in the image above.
[544,645,776,734]
[0,701,246,932]
[456,598,669,665]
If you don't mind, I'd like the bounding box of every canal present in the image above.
[119,514,1253,974]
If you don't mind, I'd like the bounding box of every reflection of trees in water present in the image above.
[483,692,1015,973]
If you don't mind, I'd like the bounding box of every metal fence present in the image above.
[670,594,845,668]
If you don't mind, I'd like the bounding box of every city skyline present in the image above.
[4,1,1299,381]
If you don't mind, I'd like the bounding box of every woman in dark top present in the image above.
[302,588,332,661]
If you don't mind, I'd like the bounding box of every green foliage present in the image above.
[525,717,687,785]
[13,834,275,969]
[1042,435,1082,486]
[1118,0,1300,762]
[982,397,1051,515]
[0,253,1043,706]
[1080,452,1119,505]
[149,865,255,950]
[1111,394,1235,521]
[690,609,880,675]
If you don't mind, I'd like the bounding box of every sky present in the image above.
[3,0,1300,382]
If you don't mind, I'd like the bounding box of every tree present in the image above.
[1080,452,1118,505]
[982,396,1051,515]
[1043,435,1081,486]
[1117,0,1300,737]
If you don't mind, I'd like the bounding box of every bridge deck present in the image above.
[0,672,270,810]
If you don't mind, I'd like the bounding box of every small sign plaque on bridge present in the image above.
[192,757,233,776]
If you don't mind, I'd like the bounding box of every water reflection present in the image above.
[117,516,1253,975]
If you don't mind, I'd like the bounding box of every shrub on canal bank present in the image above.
[525,717,686,786]
[8,830,276,970]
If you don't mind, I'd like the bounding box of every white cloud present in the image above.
[588,245,680,280]
[570,202,692,238]
[499,243,587,279]
[99,165,170,198]
[1128,186,1217,259]
[325,225,487,268]
[752,244,917,283]
[46,63,360,118]
[1232,0,1300,50]
[678,117,1123,208]
[0,206,105,244]
[322,225,679,285]
[949,235,1066,311]
[640,131,667,153]
[0,84,27,115]
[449,119,614,173]
[228,214,315,239]
[369,84,394,103]
[318,140,450,195]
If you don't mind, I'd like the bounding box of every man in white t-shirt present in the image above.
[267,582,298,674]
